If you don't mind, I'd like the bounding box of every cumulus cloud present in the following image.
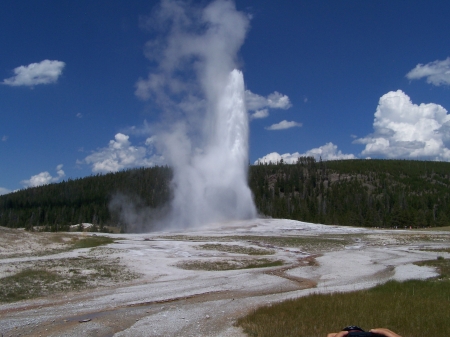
[2,60,65,87]
[265,120,302,130]
[255,142,356,164]
[354,90,450,160]
[21,164,65,188]
[0,187,11,195]
[249,109,269,120]
[246,90,292,119]
[83,133,163,173]
[406,57,450,86]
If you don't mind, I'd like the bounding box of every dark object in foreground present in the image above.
[344,326,384,337]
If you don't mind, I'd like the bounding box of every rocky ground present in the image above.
[1,219,449,337]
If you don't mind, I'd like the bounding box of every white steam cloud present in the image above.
[2,60,65,87]
[255,142,355,164]
[21,164,65,188]
[134,0,256,228]
[354,90,450,160]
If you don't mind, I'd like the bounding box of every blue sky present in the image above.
[1,0,450,194]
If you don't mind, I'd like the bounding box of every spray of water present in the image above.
[136,0,256,228]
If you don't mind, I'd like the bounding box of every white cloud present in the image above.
[255,142,356,164]
[265,120,302,130]
[250,109,269,120]
[0,187,11,195]
[354,90,450,160]
[76,113,83,118]
[2,135,7,141]
[406,57,450,86]
[2,60,65,87]
[21,165,65,188]
[84,133,164,173]
[245,90,292,111]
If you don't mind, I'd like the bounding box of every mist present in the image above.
[134,0,256,229]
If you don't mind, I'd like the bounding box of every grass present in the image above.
[237,258,450,337]
[71,235,116,249]
[418,247,450,254]
[177,258,283,271]
[196,244,275,255]
[0,256,138,303]
[230,236,348,253]
[0,269,65,302]
[160,235,348,253]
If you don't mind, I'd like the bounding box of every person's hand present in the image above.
[370,328,402,337]
[327,332,348,337]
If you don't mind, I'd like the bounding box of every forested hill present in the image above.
[0,167,172,231]
[1,159,450,231]
[250,158,450,228]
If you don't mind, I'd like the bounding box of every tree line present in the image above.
[250,158,450,228]
[0,167,172,231]
[1,159,449,231]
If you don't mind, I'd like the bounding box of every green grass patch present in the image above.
[0,256,138,303]
[0,269,66,302]
[237,278,450,337]
[197,244,275,255]
[71,235,115,249]
[230,236,348,253]
[177,258,283,271]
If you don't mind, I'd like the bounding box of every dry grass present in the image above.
[237,258,450,337]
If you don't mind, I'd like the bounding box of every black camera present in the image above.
[343,326,384,337]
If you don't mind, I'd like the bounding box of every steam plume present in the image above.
[136,0,256,228]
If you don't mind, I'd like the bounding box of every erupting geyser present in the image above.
[137,0,257,228]
[167,69,256,227]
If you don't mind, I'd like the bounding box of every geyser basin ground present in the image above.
[1,219,449,336]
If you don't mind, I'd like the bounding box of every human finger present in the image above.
[370,328,402,337]
[327,331,348,337]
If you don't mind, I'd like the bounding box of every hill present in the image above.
[1,159,449,231]
[250,158,450,228]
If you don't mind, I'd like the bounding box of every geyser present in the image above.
[137,0,257,228]
[167,69,256,227]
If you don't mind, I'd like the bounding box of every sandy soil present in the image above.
[1,219,449,337]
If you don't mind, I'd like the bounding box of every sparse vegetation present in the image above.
[197,243,275,255]
[230,235,348,253]
[0,256,138,303]
[71,235,116,249]
[177,258,283,271]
